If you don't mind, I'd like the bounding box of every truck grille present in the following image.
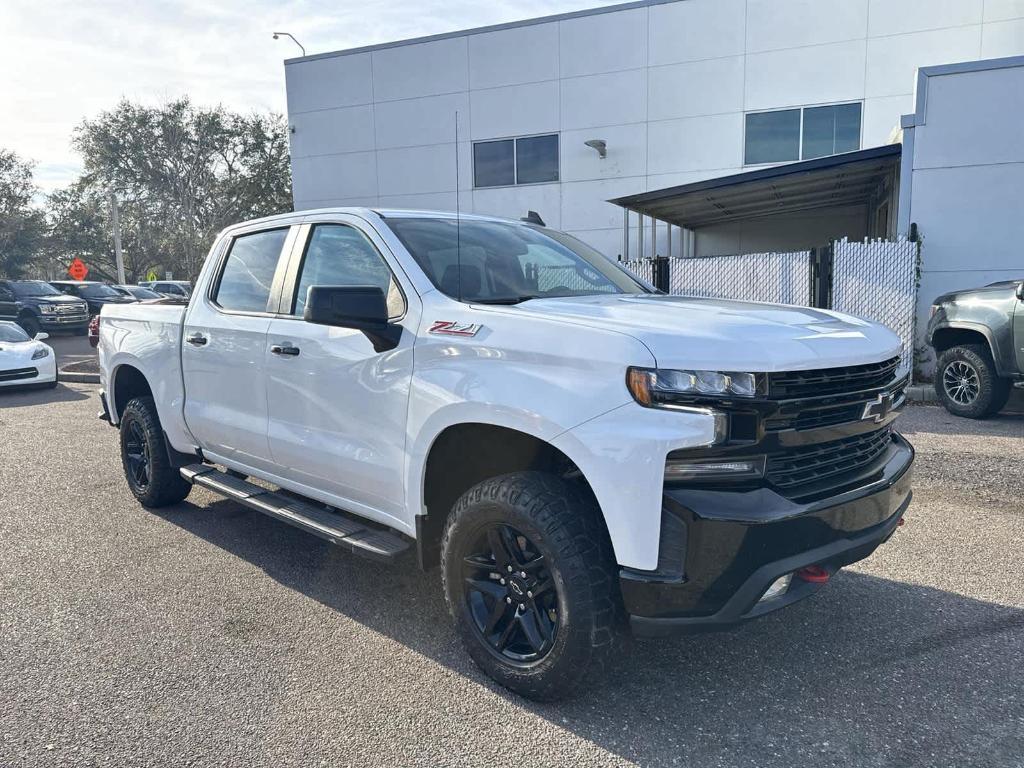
[0,367,38,382]
[766,426,894,490]
[768,356,901,399]
[55,303,86,314]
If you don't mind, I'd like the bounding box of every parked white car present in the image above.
[0,321,57,389]
[99,208,914,700]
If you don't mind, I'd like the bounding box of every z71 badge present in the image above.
[429,320,482,337]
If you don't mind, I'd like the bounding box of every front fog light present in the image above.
[663,456,765,482]
[759,573,792,602]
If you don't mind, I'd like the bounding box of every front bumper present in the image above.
[40,314,89,330]
[623,433,914,637]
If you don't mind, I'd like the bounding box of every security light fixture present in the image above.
[273,32,306,56]
[584,139,607,159]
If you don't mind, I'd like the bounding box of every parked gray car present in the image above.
[927,280,1024,418]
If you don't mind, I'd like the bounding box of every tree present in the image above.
[0,150,46,278]
[71,98,292,280]
[47,181,167,283]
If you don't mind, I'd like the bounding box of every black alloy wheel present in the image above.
[462,523,558,663]
[441,471,620,701]
[118,396,192,507]
[123,419,152,492]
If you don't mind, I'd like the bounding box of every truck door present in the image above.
[0,283,18,322]
[181,225,297,473]
[264,219,419,529]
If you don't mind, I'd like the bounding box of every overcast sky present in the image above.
[2,0,620,194]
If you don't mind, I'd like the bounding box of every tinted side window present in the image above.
[213,228,289,313]
[292,224,404,318]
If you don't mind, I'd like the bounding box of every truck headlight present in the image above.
[627,367,763,407]
[32,346,50,360]
[40,304,57,314]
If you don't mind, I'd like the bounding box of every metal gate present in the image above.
[617,237,920,374]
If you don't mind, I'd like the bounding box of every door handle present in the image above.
[271,344,300,357]
[186,333,208,346]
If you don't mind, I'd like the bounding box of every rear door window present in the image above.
[213,228,290,313]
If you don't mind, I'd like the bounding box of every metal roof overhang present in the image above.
[609,144,902,229]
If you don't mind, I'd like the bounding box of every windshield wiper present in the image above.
[469,296,536,305]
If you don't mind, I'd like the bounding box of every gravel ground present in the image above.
[1,384,1022,767]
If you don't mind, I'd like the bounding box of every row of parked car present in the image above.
[0,279,191,338]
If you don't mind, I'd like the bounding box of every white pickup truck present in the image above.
[99,208,914,700]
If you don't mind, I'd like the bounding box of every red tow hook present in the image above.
[796,565,831,584]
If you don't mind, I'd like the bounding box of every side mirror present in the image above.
[34,332,49,341]
[1016,282,1024,301]
[303,285,401,353]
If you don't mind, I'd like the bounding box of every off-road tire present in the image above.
[119,396,192,507]
[441,471,620,701]
[935,344,1011,419]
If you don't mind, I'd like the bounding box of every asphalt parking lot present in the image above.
[1,385,1023,767]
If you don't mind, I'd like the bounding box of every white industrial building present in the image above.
[283,0,1024,371]
[284,0,1024,257]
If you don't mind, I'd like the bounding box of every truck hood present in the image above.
[22,294,83,306]
[498,294,903,371]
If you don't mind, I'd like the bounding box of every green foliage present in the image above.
[0,150,47,278]
[57,98,292,281]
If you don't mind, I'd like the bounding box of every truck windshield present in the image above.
[11,281,61,298]
[386,217,649,303]
[78,284,122,298]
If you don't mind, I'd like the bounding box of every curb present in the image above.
[906,384,938,404]
[59,370,101,384]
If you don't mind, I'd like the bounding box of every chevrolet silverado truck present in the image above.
[98,208,914,700]
[927,279,1024,418]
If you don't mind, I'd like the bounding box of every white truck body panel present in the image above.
[99,207,904,570]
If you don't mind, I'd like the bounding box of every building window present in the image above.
[744,103,861,165]
[473,134,559,188]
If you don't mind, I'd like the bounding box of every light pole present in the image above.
[108,191,126,284]
[272,32,306,56]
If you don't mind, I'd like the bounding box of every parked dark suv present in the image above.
[927,280,1024,418]
[50,280,138,316]
[0,279,90,337]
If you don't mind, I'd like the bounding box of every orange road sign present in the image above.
[67,258,89,281]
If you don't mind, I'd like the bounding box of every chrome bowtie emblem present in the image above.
[509,581,524,596]
[862,392,894,423]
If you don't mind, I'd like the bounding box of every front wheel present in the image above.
[119,396,192,507]
[18,315,40,338]
[935,344,1010,419]
[441,472,620,701]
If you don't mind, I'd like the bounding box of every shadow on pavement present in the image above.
[154,497,1024,766]
[0,382,91,409]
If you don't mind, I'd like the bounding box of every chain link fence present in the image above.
[831,238,919,373]
[618,238,920,377]
[618,257,656,286]
[667,251,812,305]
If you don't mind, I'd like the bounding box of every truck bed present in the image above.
[98,302,190,447]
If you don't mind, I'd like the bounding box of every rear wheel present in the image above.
[441,471,619,701]
[119,396,191,507]
[935,344,1010,418]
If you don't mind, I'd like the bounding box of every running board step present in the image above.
[180,464,410,562]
